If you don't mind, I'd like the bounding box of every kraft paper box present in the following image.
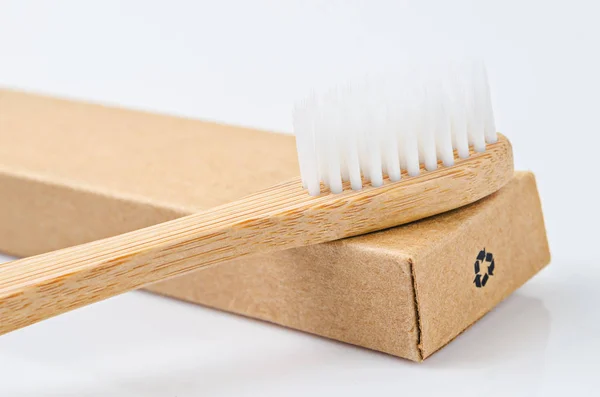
[0,89,550,361]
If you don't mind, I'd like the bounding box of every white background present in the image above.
[0,1,598,396]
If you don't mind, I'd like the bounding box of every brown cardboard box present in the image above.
[0,89,550,361]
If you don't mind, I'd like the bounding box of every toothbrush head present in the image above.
[293,60,498,196]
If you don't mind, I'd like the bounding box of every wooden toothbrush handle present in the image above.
[0,135,513,335]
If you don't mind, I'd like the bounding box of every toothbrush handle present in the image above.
[0,136,512,335]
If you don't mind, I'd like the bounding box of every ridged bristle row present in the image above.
[293,60,497,196]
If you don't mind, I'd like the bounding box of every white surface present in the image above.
[0,1,598,396]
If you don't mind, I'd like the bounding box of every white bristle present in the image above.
[294,59,497,196]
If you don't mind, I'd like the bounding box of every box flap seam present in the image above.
[408,258,424,361]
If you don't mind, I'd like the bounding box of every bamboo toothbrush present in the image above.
[0,62,513,335]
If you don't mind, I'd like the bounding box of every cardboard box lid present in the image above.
[0,89,299,212]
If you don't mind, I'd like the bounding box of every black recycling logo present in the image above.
[473,248,495,288]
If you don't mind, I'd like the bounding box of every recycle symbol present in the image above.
[473,248,495,288]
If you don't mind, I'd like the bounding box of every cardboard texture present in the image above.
[0,89,550,361]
